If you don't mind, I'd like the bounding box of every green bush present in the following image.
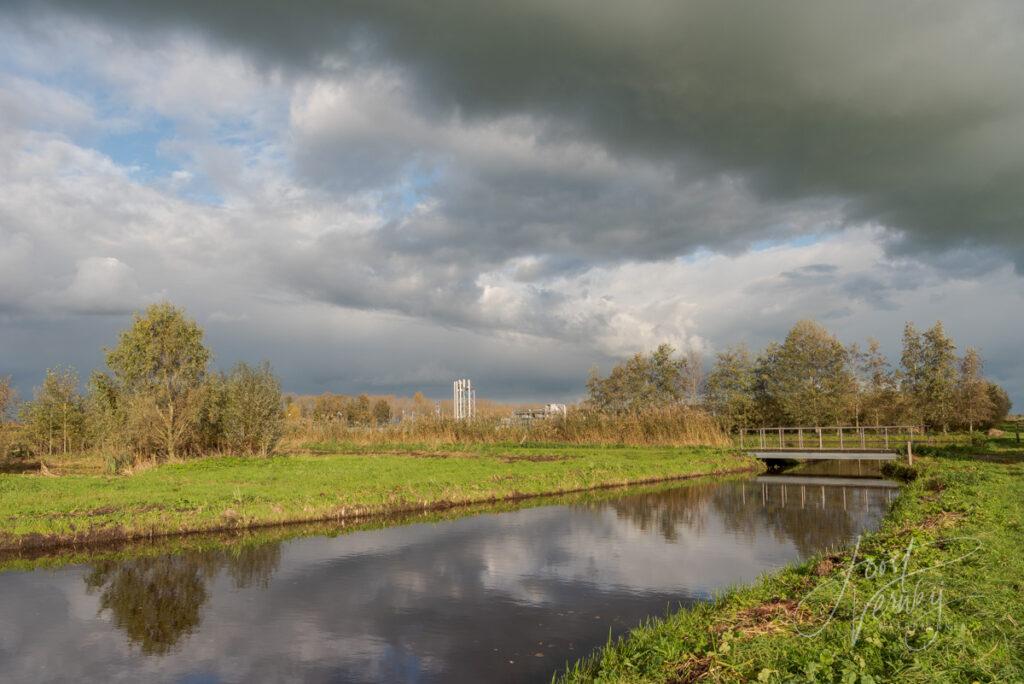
[222,362,284,456]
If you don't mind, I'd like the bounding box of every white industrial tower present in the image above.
[453,378,476,420]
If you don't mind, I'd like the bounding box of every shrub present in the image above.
[222,362,284,456]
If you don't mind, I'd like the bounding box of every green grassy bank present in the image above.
[0,475,747,573]
[0,444,757,553]
[557,437,1024,683]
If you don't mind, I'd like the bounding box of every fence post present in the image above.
[818,428,823,450]
[839,427,844,449]
[907,440,913,465]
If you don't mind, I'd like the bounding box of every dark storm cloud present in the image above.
[753,258,938,314]
[11,0,1024,268]
[775,264,903,310]
[266,226,606,344]
[779,263,839,286]
[382,158,833,268]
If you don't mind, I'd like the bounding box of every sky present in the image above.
[0,1,1022,406]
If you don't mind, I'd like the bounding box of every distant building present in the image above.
[453,379,476,420]
[544,403,568,417]
[511,403,567,424]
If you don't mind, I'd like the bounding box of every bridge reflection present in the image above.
[743,475,898,513]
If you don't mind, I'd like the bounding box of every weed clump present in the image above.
[880,460,917,482]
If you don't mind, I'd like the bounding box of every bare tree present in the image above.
[683,348,704,405]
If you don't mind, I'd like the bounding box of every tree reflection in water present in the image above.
[601,478,889,557]
[599,483,717,541]
[85,544,281,655]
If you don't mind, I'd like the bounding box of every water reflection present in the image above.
[0,471,895,683]
[601,483,715,541]
[85,555,209,656]
[790,459,887,478]
[605,477,893,557]
[82,545,281,655]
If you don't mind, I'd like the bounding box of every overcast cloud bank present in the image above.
[0,2,1021,404]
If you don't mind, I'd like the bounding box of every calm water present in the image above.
[0,466,897,683]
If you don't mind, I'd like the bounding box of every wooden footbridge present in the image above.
[739,426,918,462]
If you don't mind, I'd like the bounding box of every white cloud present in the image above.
[0,74,99,133]
[56,256,148,314]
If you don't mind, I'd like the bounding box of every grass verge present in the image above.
[556,438,1024,683]
[0,475,749,573]
[0,444,757,553]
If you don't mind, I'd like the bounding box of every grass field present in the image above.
[556,432,1024,683]
[0,443,757,553]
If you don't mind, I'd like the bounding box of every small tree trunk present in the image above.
[166,403,176,461]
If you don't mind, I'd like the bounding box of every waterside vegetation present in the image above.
[557,431,1024,683]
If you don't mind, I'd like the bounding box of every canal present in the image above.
[0,463,897,683]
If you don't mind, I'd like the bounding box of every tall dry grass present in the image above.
[282,405,730,449]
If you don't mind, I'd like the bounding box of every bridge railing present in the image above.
[738,426,920,452]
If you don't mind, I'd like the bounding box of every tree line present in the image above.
[587,319,1011,432]
[300,392,393,426]
[1,303,284,463]
[2,310,1013,465]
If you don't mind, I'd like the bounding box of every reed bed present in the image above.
[282,405,730,449]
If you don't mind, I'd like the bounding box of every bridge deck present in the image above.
[739,426,915,462]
